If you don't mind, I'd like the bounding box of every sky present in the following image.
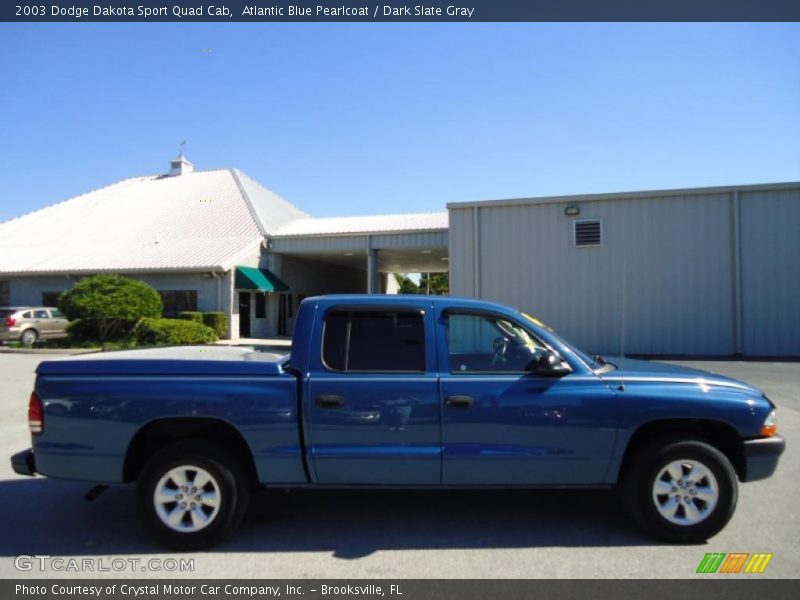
[0,23,798,223]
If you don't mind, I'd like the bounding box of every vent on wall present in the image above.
[574,220,602,247]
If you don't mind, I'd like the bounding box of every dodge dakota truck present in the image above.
[11,295,785,549]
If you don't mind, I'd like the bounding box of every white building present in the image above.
[2,155,796,355]
[0,155,448,339]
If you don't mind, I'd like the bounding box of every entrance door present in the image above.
[238,292,251,338]
[436,309,617,485]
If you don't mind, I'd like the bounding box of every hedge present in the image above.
[203,312,228,337]
[134,318,218,346]
[178,311,203,323]
[60,274,163,342]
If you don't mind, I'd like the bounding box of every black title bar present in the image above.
[4,580,800,600]
[3,1,800,22]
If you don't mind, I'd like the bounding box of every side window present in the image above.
[42,292,61,307]
[322,309,426,372]
[22,311,32,319]
[446,313,545,374]
[50,309,65,319]
[34,310,49,319]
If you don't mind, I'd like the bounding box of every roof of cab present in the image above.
[302,294,516,312]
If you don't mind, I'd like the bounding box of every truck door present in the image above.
[306,304,441,485]
[436,308,617,485]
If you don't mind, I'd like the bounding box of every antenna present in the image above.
[619,226,626,392]
[179,140,186,157]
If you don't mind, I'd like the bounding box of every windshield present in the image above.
[518,311,609,371]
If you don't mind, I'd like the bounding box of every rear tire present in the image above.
[622,439,737,543]
[20,329,38,346]
[137,441,250,550]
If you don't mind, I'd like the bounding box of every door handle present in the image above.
[446,395,474,408]
[316,394,345,409]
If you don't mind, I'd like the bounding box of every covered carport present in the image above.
[266,213,448,331]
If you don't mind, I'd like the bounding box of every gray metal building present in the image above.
[448,182,800,357]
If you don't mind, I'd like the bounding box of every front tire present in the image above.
[137,441,249,550]
[622,439,738,543]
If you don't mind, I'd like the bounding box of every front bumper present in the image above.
[742,435,785,482]
[11,449,37,476]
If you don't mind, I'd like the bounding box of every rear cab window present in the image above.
[322,309,426,373]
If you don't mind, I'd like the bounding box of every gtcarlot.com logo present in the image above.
[14,555,194,573]
[696,553,773,574]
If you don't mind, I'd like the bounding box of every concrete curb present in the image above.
[0,347,99,355]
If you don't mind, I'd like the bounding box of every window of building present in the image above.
[445,312,546,374]
[0,280,9,306]
[42,292,61,307]
[322,309,426,372]
[158,290,198,318]
[255,293,266,319]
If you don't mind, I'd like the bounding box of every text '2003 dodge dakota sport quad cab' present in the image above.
[12,295,785,549]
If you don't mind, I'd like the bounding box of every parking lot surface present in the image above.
[0,353,797,579]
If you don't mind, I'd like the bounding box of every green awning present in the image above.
[235,266,289,292]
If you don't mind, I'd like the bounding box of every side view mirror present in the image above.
[529,350,572,377]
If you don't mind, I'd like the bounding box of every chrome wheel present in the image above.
[153,465,221,533]
[20,329,37,346]
[652,459,719,526]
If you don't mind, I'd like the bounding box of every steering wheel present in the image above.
[491,336,509,366]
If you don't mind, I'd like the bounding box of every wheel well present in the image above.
[123,418,259,484]
[619,419,745,481]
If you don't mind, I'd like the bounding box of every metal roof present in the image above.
[0,169,271,275]
[271,212,449,238]
[447,181,800,210]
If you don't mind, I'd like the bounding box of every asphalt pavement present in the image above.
[0,353,797,579]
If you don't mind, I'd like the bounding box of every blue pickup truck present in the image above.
[12,295,784,549]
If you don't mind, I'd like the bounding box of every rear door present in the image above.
[32,309,52,337]
[305,303,441,485]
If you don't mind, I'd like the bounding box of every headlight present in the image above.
[761,409,777,437]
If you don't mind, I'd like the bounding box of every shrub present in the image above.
[134,318,218,346]
[60,275,162,342]
[178,311,203,323]
[203,312,228,338]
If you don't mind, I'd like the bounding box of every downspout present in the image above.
[472,206,481,298]
[731,191,743,355]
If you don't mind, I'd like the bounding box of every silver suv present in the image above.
[0,307,69,346]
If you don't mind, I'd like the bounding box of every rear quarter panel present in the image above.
[33,373,304,484]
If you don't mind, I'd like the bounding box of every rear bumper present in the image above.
[742,435,785,482]
[11,449,37,476]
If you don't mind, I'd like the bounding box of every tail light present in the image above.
[28,392,43,435]
[4,316,15,327]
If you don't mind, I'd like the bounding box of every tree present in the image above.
[60,274,163,342]
[394,274,419,294]
[419,272,449,295]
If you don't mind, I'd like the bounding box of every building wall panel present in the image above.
[740,189,800,356]
[451,193,737,355]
